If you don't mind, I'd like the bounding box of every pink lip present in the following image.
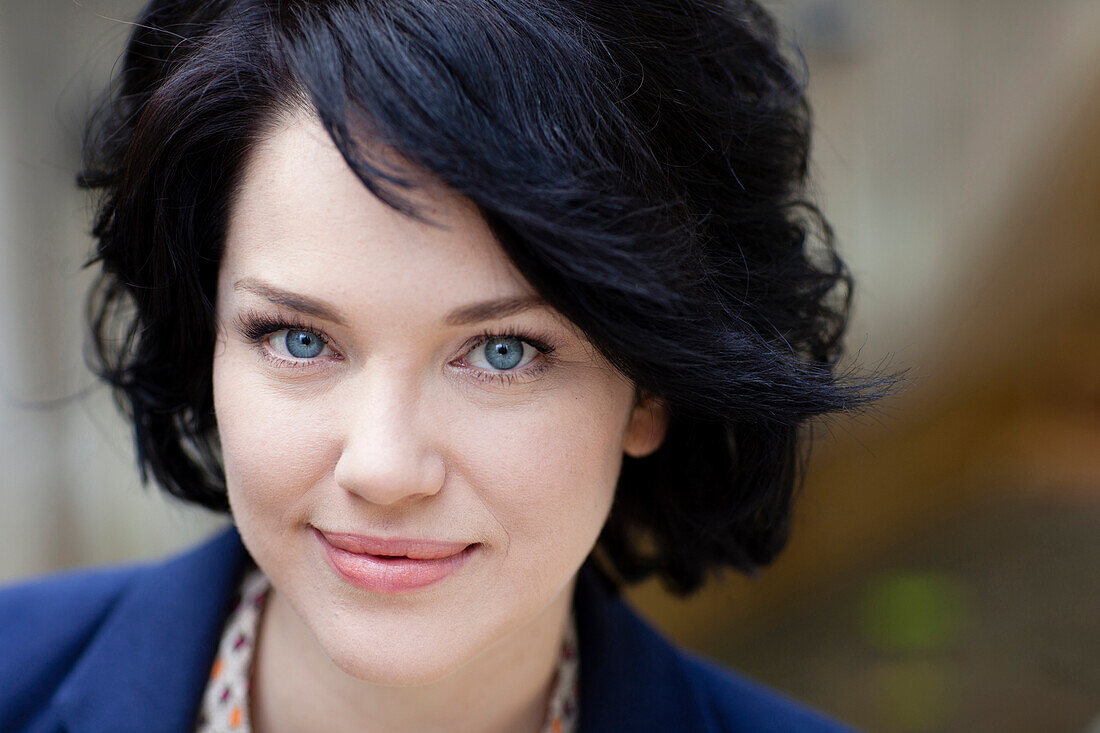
[314,528,477,593]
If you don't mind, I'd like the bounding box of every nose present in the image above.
[332,371,445,506]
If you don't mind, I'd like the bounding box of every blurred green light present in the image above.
[859,571,969,652]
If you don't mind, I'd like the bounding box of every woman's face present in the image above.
[212,111,666,684]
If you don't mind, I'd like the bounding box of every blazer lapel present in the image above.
[50,526,247,733]
[573,563,713,733]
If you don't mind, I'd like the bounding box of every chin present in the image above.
[316,621,480,687]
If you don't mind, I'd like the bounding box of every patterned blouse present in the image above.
[194,568,580,732]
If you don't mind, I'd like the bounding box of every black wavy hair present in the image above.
[80,0,880,595]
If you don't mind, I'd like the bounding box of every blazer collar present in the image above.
[51,525,248,733]
[49,528,706,732]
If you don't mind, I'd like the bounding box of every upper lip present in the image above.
[315,528,473,560]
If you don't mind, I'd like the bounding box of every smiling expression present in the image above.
[211,110,666,684]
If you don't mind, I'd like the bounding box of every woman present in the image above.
[0,0,880,731]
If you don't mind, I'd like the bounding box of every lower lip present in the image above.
[315,531,477,594]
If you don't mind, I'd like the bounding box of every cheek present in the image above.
[451,373,633,569]
[212,348,337,521]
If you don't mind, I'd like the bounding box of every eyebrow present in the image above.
[442,294,548,327]
[233,278,548,328]
[234,278,349,325]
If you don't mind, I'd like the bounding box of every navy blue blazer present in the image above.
[0,527,855,732]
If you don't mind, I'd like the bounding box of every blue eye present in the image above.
[286,330,324,358]
[270,328,327,359]
[468,336,535,372]
[484,337,524,370]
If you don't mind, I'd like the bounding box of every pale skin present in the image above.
[211,109,668,733]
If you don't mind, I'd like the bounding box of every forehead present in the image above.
[223,110,529,305]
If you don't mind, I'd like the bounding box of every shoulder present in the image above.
[0,526,247,733]
[0,563,144,728]
[613,606,856,733]
[573,564,858,732]
[671,645,857,733]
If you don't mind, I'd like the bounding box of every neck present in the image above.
[250,580,574,733]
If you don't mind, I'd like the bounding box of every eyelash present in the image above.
[233,311,557,386]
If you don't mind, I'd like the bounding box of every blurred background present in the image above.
[1,1,1097,731]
